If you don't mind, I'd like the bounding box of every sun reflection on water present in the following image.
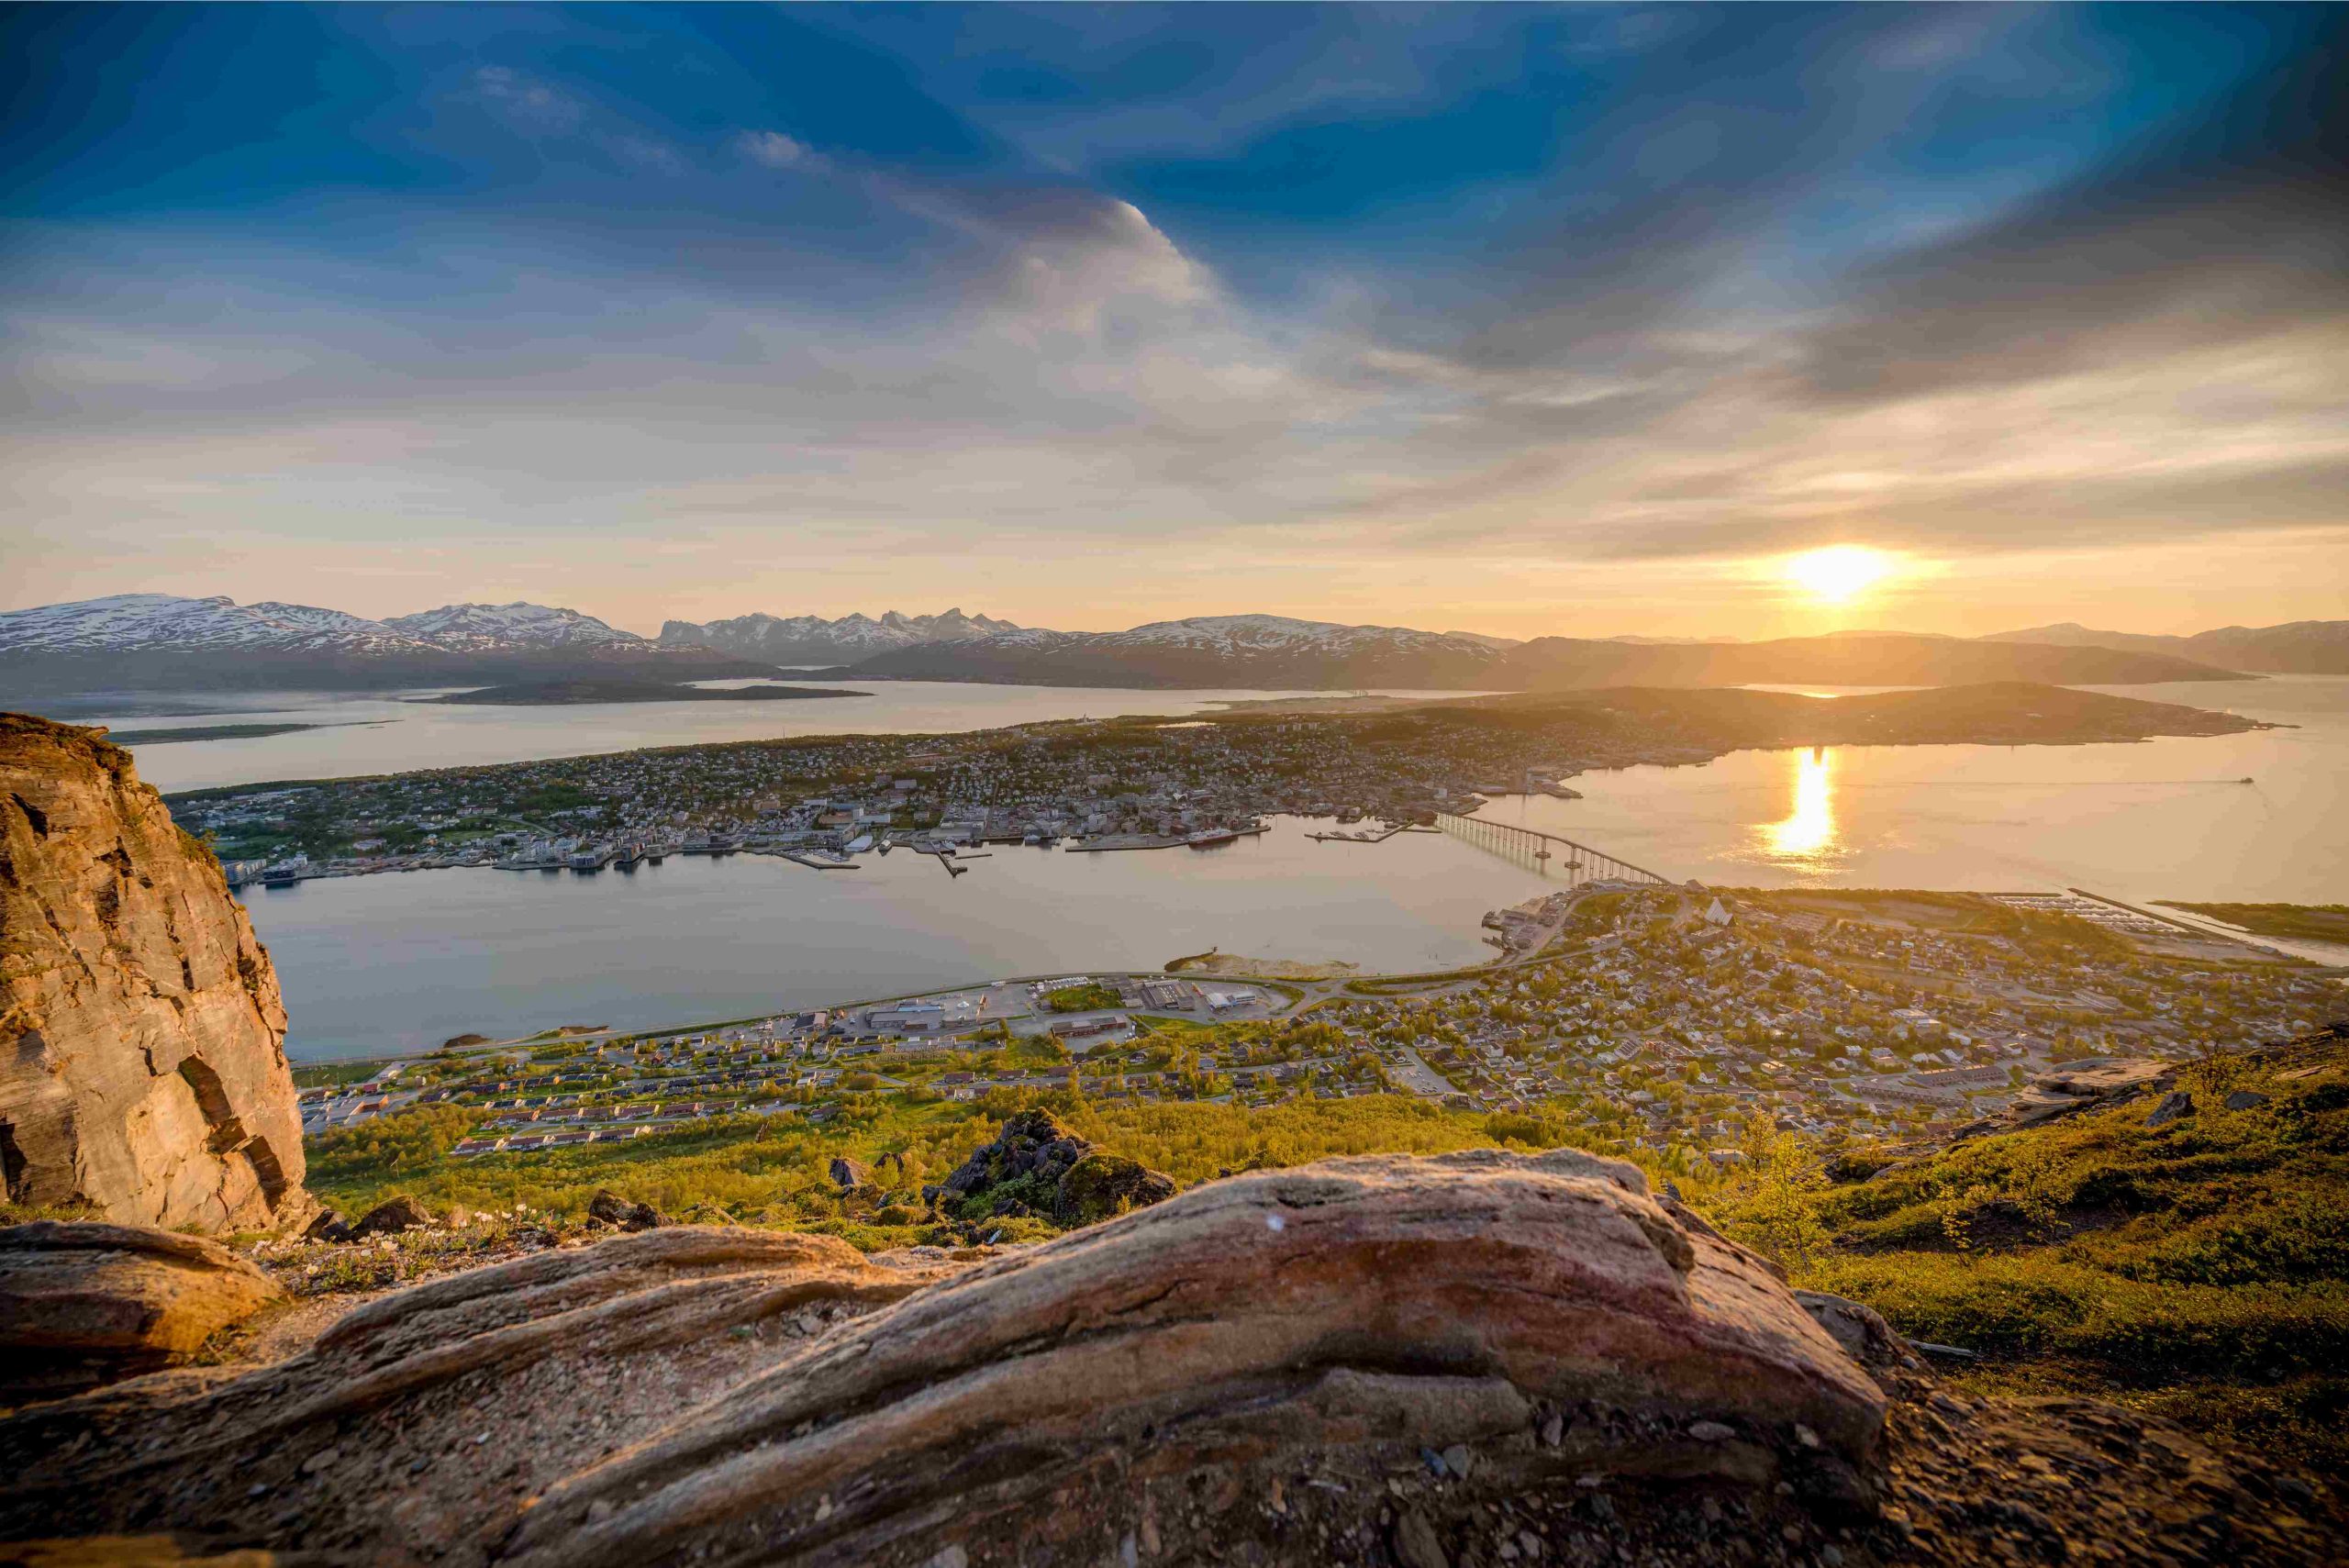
[1765,748,1838,862]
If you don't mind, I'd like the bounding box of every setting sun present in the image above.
[1785,546,1896,605]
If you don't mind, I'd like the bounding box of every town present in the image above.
[298,879,2342,1178]
[170,701,1677,884]
[161,683,2248,886]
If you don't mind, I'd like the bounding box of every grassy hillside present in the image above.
[1707,1037,2349,1472]
[287,1032,2348,1473]
[298,1090,1532,1250]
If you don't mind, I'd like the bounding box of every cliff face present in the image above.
[0,712,312,1233]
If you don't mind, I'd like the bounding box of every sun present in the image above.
[1784,546,1895,606]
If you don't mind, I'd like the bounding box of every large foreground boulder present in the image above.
[0,1149,1884,1562]
[0,714,314,1234]
[0,1219,283,1401]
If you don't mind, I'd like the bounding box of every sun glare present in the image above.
[1784,546,1895,605]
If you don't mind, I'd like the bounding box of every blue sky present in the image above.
[4,4,2343,636]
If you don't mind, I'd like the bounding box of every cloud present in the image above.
[471,65,584,135]
[736,128,829,174]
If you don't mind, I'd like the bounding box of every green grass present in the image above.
[1043,983,1121,1013]
[1702,1045,2349,1472]
[292,1031,2349,1476]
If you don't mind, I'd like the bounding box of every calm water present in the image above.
[64,683,1485,793]
[1497,676,2348,906]
[245,822,1554,1060]
[214,673,2348,1060]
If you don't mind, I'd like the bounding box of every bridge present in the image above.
[1434,811,1678,888]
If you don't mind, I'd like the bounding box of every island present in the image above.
[156,679,2278,882]
[106,720,387,746]
[416,679,868,706]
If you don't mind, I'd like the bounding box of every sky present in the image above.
[3,4,2344,641]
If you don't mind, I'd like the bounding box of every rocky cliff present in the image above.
[0,713,312,1233]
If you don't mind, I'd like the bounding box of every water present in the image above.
[1501,676,2348,906]
[245,823,1554,1060]
[54,683,1486,793]
[222,674,2347,1060]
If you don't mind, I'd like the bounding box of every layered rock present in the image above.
[0,1218,284,1400]
[1,1148,1888,1563]
[1,713,312,1233]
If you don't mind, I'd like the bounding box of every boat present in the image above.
[1186,828,1242,849]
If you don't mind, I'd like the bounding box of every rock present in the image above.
[351,1195,432,1238]
[828,1157,872,1192]
[1052,1152,1176,1226]
[2033,1059,2171,1097]
[0,1219,282,1399]
[1441,1442,1475,1479]
[305,1209,352,1244]
[2224,1090,2271,1110]
[0,714,315,1234]
[0,1150,1887,1563]
[491,1148,1881,1567]
[586,1190,664,1232]
[1688,1420,1736,1442]
[941,1109,1175,1229]
[1795,1289,1918,1371]
[2145,1091,2195,1129]
[1394,1508,1450,1568]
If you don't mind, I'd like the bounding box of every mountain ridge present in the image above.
[1982,619,2349,674]
[0,594,2303,696]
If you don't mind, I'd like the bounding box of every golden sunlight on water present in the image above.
[1763,747,1838,862]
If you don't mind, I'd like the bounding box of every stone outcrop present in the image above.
[0,1218,283,1400]
[2,1148,2341,1565]
[937,1107,1175,1223]
[1,714,313,1234]
[2,1149,1883,1561]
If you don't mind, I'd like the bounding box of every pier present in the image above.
[1433,812,1675,887]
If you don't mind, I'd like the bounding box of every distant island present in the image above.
[418,680,867,706]
[106,720,387,746]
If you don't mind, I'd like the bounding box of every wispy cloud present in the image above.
[735,129,829,174]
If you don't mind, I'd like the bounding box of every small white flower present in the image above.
[1265,1214,1286,1233]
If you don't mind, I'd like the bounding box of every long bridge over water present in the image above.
[1434,811,1679,888]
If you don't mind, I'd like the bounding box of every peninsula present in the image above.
[417,679,866,706]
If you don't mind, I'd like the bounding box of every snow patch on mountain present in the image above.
[1096,615,1499,659]
[383,603,649,651]
[0,595,432,654]
[661,607,1035,659]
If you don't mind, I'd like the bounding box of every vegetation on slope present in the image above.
[1706,1041,2349,1473]
[287,1027,2349,1475]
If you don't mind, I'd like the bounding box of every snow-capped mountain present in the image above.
[1092,615,1492,657]
[841,614,1510,689]
[0,595,434,654]
[384,602,650,651]
[0,595,766,699]
[659,608,1030,662]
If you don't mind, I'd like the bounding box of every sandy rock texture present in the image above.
[0,1220,284,1401]
[1,713,312,1235]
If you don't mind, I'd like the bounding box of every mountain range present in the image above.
[658,608,1023,664]
[0,595,760,695]
[1982,620,2349,674]
[3,593,2338,699]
